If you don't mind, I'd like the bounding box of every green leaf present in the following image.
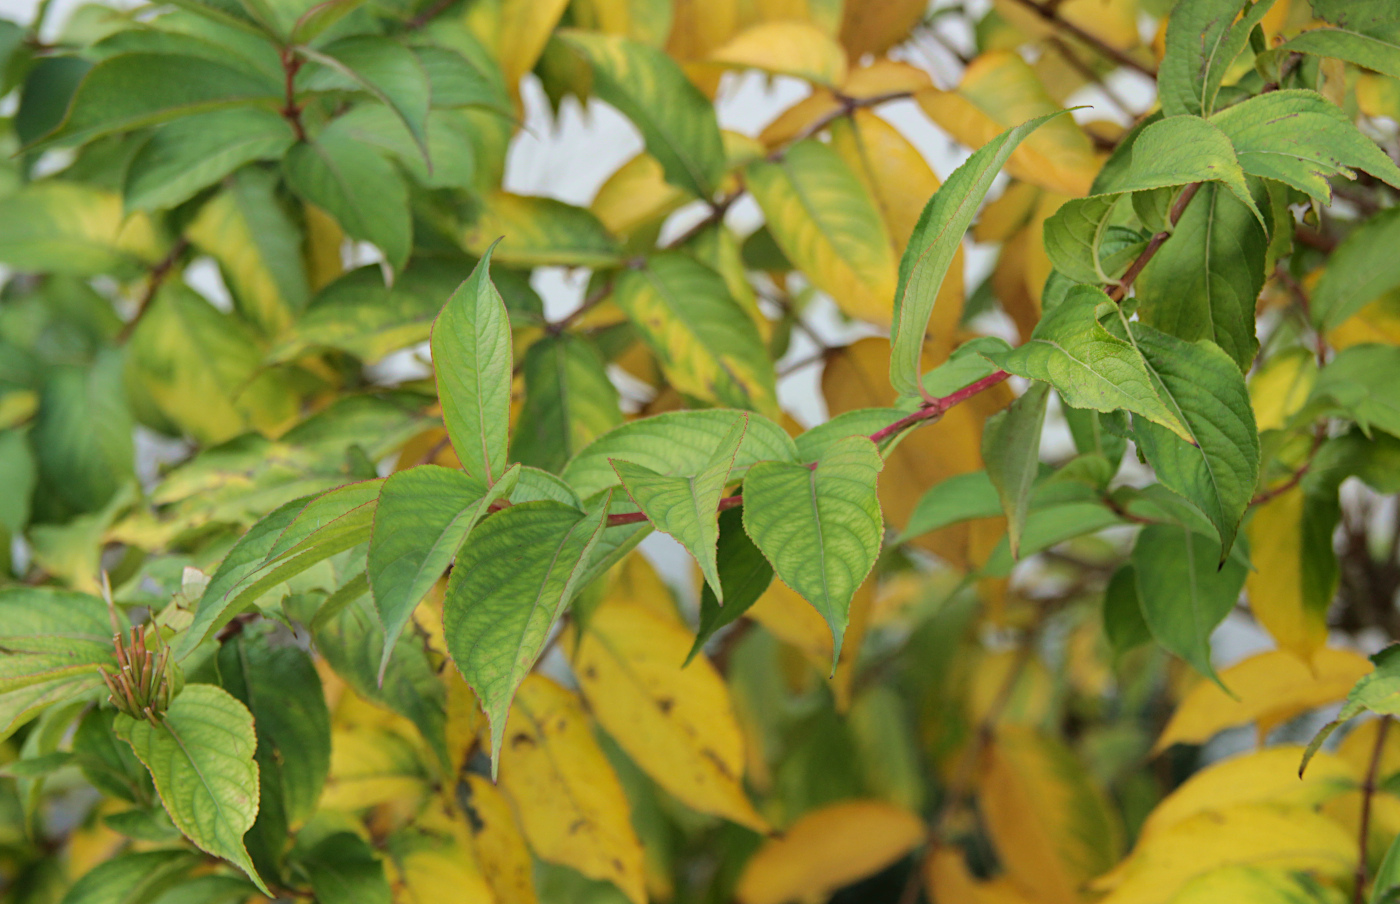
[1309,207,1400,331]
[988,285,1193,440]
[299,37,432,161]
[39,53,280,148]
[368,463,519,680]
[510,333,623,474]
[557,30,725,198]
[1373,822,1400,904]
[980,499,1122,577]
[183,480,382,652]
[411,44,510,113]
[1131,524,1247,684]
[1307,344,1400,437]
[460,192,622,268]
[741,436,883,663]
[329,104,476,189]
[291,0,368,44]
[59,850,197,904]
[1211,89,1400,204]
[1108,116,1262,223]
[1102,564,1151,658]
[1158,0,1276,117]
[315,594,449,767]
[32,354,135,518]
[686,506,774,665]
[430,242,513,484]
[1279,6,1400,81]
[0,182,164,277]
[1303,644,1400,774]
[982,383,1049,559]
[0,588,113,738]
[561,408,798,500]
[184,166,310,336]
[898,471,1001,542]
[613,253,777,414]
[889,111,1064,398]
[283,129,411,270]
[290,831,390,904]
[1135,181,1268,371]
[613,413,746,601]
[1042,193,1148,286]
[124,284,298,445]
[442,496,612,769]
[123,108,294,212]
[115,684,267,892]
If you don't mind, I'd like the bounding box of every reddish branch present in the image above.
[279,47,307,142]
[118,237,189,342]
[1107,181,1202,303]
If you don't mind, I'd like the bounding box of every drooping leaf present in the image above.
[1131,524,1247,683]
[1158,0,1276,117]
[1302,645,1400,773]
[299,36,432,159]
[430,242,513,485]
[982,383,1049,559]
[612,414,745,601]
[494,676,646,904]
[368,466,520,678]
[613,253,777,414]
[1110,115,1262,222]
[115,685,267,893]
[328,104,477,190]
[688,506,774,663]
[442,496,612,767]
[888,111,1063,398]
[742,436,883,662]
[124,107,295,212]
[568,599,769,831]
[706,20,847,86]
[458,773,538,904]
[1245,485,1339,664]
[510,333,623,474]
[558,30,725,198]
[1279,7,1400,80]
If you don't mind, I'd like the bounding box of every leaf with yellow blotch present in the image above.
[567,599,769,831]
[734,800,924,904]
[822,337,1012,568]
[1329,288,1400,351]
[460,773,538,904]
[463,0,570,95]
[918,51,1099,197]
[1154,648,1373,752]
[839,0,926,59]
[570,0,673,46]
[746,140,899,326]
[320,726,431,813]
[443,669,483,777]
[461,191,622,269]
[760,59,931,147]
[1249,349,1318,431]
[990,0,1140,56]
[978,725,1123,904]
[706,21,847,86]
[386,825,496,904]
[747,575,872,712]
[1245,485,1339,664]
[1172,865,1352,904]
[590,152,688,239]
[1091,804,1355,904]
[493,676,646,904]
[828,111,953,249]
[973,181,1041,244]
[1135,746,1358,843]
[925,849,1041,904]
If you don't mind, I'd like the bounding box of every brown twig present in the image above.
[1250,427,1327,507]
[1355,716,1392,904]
[774,90,918,158]
[1005,0,1156,78]
[548,279,614,334]
[118,238,189,342]
[279,47,307,142]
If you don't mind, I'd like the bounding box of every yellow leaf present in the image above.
[1136,746,1358,843]
[591,152,688,238]
[979,726,1123,904]
[1249,349,1318,431]
[606,551,682,624]
[973,181,1041,243]
[759,59,932,147]
[1093,804,1355,904]
[466,0,571,94]
[839,0,926,59]
[1154,648,1373,752]
[707,21,848,86]
[827,110,950,248]
[734,800,924,904]
[1358,74,1400,121]
[303,202,345,292]
[926,849,1042,904]
[968,650,1054,728]
[917,51,1099,196]
[321,727,431,812]
[461,773,539,904]
[746,141,899,326]
[992,228,1041,343]
[444,668,484,777]
[1336,718,1400,783]
[494,675,646,904]
[387,825,496,904]
[1245,486,1331,663]
[747,575,872,712]
[571,0,673,45]
[990,0,1140,53]
[1169,865,1350,904]
[568,600,770,832]
[822,338,1012,568]
[1329,288,1400,351]
[461,191,621,269]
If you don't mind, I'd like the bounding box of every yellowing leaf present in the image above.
[1170,865,1350,904]
[1093,804,1355,904]
[494,675,646,904]
[1336,718,1400,783]
[571,0,673,46]
[303,200,346,292]
[990,0,1140,54]
[444,668,484,777]
[979,726,1123,904]
[760,60,931,147]
[387,825,496,904]
[1136,746,1358,843]
[747,574,872,711]
[973,181,1041,243]
[460,773,538,904]
[320,726,431,812]
[917,52,1099,197]
[707,21,847,86]
[607,550,682,624]
[1245,485,1333,663]
[828,110,951,248]
[1249,349,1318,431]
[926,849,1040,904]
[1329,288,1400,351]
[1155,648,1373,752]
[734,800,924,904]
[591,152,687,238]
[467,0,571,94]
[746,141,899,326]
[568,599,769,832]
[839,0,926,58]
[968,650,1054,728]
[461,191,622,269]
